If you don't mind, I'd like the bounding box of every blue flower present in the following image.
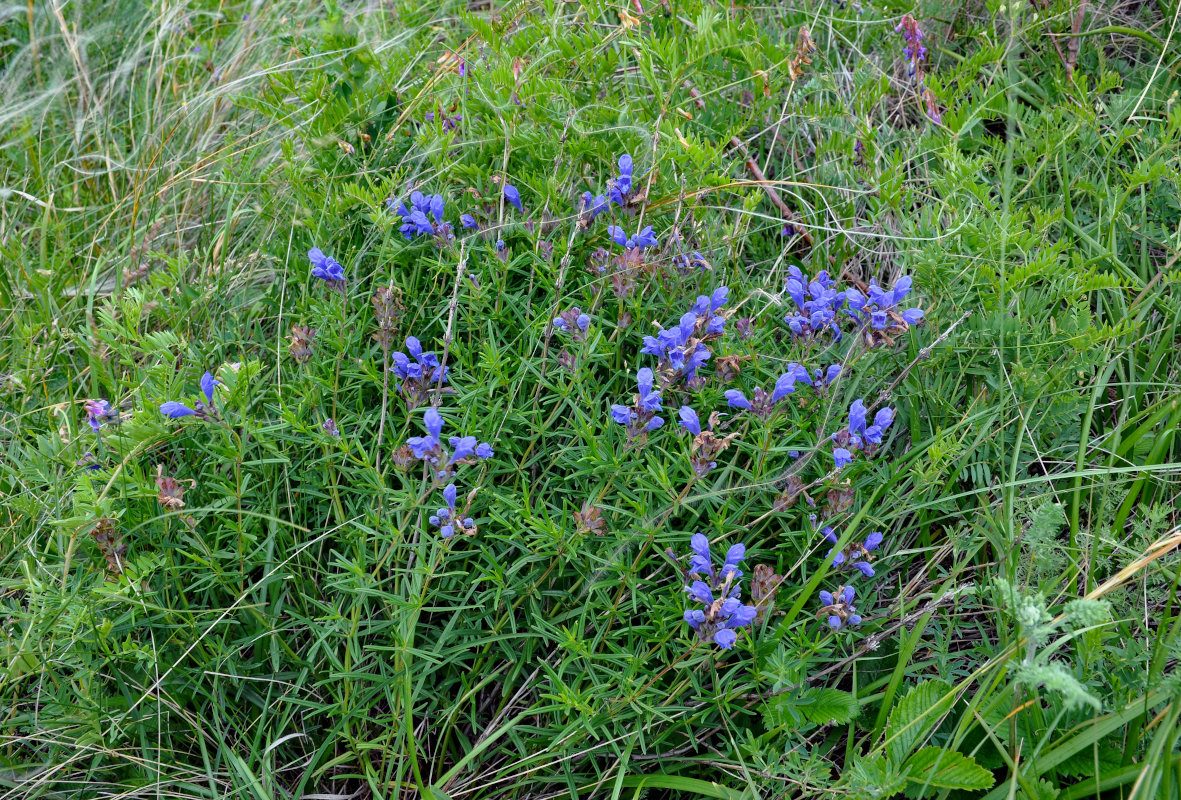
[843,274,924,333]
[682,533,758,650]
[199,371,218,405]
[818,585,860,629]
[160,370,218,420]
[724,390,750,410]
[608,153,634,205]
[579,191,609,222]
[636,367,662,411]
[460,214,478,230]
[407,408,445,460]
[503,183,523,212]
[678,406,701,436]
[391,192,451,241]
[160,401,197,419]
[429,482,473,538]
[825,530,885,578]
[833,448,853,469]
[607,225,627,247]
[309,247,346,284]
[689,533,712,574]
[390,336,450,408]
[641,290,728,385]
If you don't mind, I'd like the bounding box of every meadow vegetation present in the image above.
[1,0,1180,797]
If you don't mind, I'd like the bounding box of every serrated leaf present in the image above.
[798,688,860,725]
[884,681,954,764]
[844,755,910,800]
[903,747,995,793]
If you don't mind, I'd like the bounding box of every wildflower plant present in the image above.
[610,367,664,443]
[160,371,219,420]
[640,288,728,388]
[683,534,759,650]
[398,408,492,481]
[677,406,738,478]
[308,247,346,292]
[390,336,452,409]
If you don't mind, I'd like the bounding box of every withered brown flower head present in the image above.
[289,325,316,364]
[90,518,126,579]
[574,500,606,536]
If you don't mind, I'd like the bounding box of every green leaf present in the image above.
[903,747,995,793]
[797,688,860,725]
[763,687,859,729]
[844,755,910,800]
[884,681,954,764]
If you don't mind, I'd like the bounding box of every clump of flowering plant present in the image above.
[610,367,664,443]
[397,408,493,481]
[160,371,219,420]
[831,398,896,469]
[824,529,884,577]
[641,288,728,388]
[607,153,634,207]
[552,308,592,341]
[577,191,609,227]
[309,248,346,293]
[783,267,844,338]
[817,585,861,629]
[391,336,452,410]
[682,534,759,650]
[390,191,454,242]
[724,362,811,418]
[844,275,924,347]
[678,406,738,478]
[429,483,477,538]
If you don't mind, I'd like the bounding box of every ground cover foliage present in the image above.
[2,0,1181,797]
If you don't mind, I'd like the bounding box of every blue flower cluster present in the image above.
[160,371,219,420]
[823,529,884,577]
[783,267,843,337]
[610,368,664,441]
[831,399,896,469]
[390,191,453,241]
[607,225,658,251]
[817,586,861,629]
[391,336,451,409]
[578,191,609,224]
[683,534,759,650]
[783,267,924,341]
[845,275,924,330]
[640,288,728,386]
[575,153,638,227]
[429,483,476,538]
[553,308,592,342]
[724,362,813,418]
[403,408,493,481]
[309,248,346,290]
